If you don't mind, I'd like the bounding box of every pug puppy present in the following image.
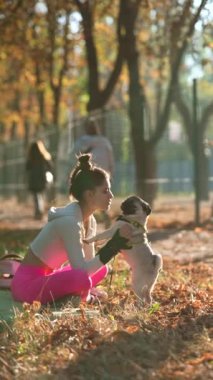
[85,195,162,304]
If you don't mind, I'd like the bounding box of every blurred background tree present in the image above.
[0,0,212,202]
[117,0,211,203]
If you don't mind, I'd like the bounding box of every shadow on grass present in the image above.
[54,313,212,380]
[149,229,179,242]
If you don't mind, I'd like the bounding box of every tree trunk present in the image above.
[133,142,157,204]
[127,59,157,203]
[76,0,124,112]
[122,0,157,204]
[174,87,210,201]
[197,138,209,201]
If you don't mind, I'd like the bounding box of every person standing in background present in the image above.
[71,119,114,227]
[26,140,54,220]
[73,119,114,176]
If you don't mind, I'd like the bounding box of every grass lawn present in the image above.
[0,252,212,379]
[0,196,212,379]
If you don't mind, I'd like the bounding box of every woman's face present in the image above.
[92,178,113,211]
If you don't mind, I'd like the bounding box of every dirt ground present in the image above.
[0,195,212,265]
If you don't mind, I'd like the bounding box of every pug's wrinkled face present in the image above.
[121,196,151,227]
[121,196,151,216]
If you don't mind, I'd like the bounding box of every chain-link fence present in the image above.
[0,107,213,200]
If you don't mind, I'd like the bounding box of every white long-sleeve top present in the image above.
[30,202,103,275]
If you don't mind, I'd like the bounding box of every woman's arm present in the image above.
[83,215,97,260]
[58,217,132,276]
[58,217,104,275]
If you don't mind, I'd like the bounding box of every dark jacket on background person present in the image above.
[26,156,53,192]
[26,140,53,193]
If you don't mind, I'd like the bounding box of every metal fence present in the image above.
[0,108,213,199]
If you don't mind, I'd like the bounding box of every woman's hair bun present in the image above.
[78,153,92,171]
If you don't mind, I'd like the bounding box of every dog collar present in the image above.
[117,215,146,232]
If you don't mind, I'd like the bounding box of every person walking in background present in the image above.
[26,140,54,220]
[71,119,115,227]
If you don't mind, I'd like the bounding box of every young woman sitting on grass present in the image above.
[11,154,132,305]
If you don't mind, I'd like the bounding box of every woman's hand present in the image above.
[97,223,133,264]
[118,223,133,241]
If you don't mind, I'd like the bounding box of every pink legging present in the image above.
[11,263,108,305]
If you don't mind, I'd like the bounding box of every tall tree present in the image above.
[45,0,73,127]
[72,0,209,203]
[120,0,208,203]
[174,83,213,200]
[74,0,125,111]
[172,11,213,200]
